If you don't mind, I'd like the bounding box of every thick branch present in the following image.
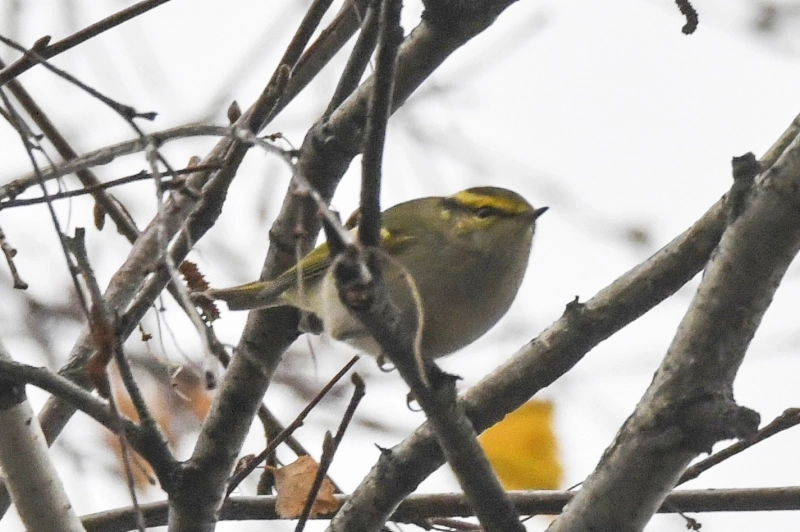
[325,113,800,532]
[171,0,524,530]
[0,343,84,532]
[327,196,729,532]
[331,245,524,532]
[550,143,800,531]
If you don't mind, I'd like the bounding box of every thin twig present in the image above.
[0,34,156,122]
[337,2,523,530]
[1,33,180,191]
[0,224,27,289]
[279,0,336,77]
[64,228,117,391]
[111,342,164,451]
[4,52,234,398]
[332,372,366,448]
[679,407,800,484]
[0,88,90,321]
[358,0,401,247]
[245,0,336,134]
[256,405,310,464]
[293,372,366,532]
[210,341,312,466]
[0,0,174,87]
[65,228,156,531]
[68,229,177,483]
[0,124,231,201]
[0,163,220,209]
[294,432,335,532]
[225,355,359,496]
[324,2,380,118]
[113,410,147,532]
[145,141,217,387]
[267,0,370,124]
[22,3,377,518]
[326,113,800,532]
[0,54,140,238]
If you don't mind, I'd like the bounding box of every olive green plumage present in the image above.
[208,186,547,359]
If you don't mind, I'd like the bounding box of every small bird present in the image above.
[206,187,547,360]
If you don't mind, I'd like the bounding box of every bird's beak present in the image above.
[532,206,549,220]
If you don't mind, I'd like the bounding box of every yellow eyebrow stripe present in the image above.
[450,190,529,215]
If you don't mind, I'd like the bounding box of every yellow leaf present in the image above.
[274,455,340,518]
[479,399,562,490]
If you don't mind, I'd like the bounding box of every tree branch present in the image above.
[0,0,174,87]
[333,6,530,517]
[169,0,525,530]
[0,124,230,201]
[0,341,85,532]
[550,141,800,531]
[325,112,800,532]
[79,487,800,531]
[679,407,800,484]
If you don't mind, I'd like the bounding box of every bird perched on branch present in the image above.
[205,186,547,360]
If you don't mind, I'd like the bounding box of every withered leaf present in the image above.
[274,455,340,519]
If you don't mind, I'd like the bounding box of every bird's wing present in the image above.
[208,243,333,311]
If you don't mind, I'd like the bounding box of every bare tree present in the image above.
[1,1,800,531]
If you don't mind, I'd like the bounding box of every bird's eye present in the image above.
[475,207,496,219]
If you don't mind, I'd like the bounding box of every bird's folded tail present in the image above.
[205,280,287,311]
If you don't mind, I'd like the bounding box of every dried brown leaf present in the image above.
[274,455,340,518]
